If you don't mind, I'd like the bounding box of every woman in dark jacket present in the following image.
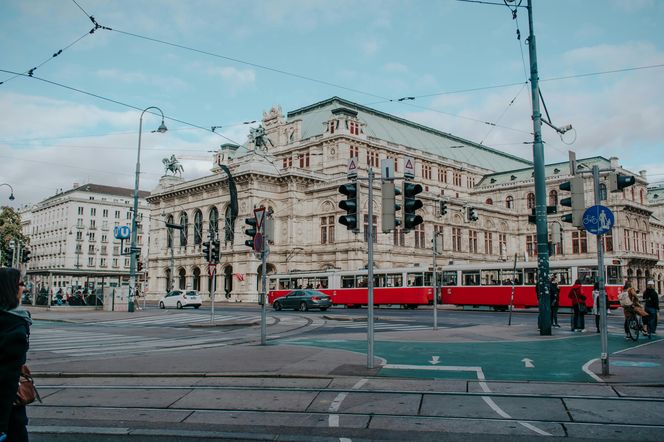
[0,268,31,442]
[568,279,587,332]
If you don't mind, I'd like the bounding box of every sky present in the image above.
[1,0,663,208]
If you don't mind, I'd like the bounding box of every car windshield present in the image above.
[186,291,198,296]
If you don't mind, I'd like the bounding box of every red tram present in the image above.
[268,259,623,310]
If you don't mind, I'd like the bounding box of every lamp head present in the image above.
[9,193,15,201]
[156,120,168,133]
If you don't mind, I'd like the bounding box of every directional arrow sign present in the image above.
[521,358,534,368]
[429,356,440,365]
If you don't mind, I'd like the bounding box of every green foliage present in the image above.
[0,206,27,266]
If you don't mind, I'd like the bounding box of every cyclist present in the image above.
[623,288,647,339]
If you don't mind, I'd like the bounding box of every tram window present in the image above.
[424,272,433,287]
[462,271,480,286]
[442,271,457,286]
[357,275,368,287]
[578,267,597,285]
[341,276,355,288]
[607,266,621,285]
[269,279,277,291]
[384,274,402,287]
[480,270,500,285]
[407,273,424,287]
[524,269,537,285]
[500,269,523,285]
[374,274,384,287]
[550,269,570,285]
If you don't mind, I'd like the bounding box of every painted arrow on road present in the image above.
[522,358,534,368]
[430,356,440,365]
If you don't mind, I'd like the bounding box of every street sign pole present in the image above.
[260,225,268,346]
[367,167,375,369]
[432,235,439,331]
[593,165,610,376]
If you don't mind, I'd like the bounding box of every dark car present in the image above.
[272,290,332,312]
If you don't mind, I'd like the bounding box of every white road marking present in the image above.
[328,378,368,433]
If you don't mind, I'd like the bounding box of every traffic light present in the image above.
[202,241,211,260]
[338,182,360,232]
[21,249,31,263]
[466,207,479,222]
[440,201,448,216]
[210,239,220,263]
[137,261,143,272]
[381,181,401,233]
[559,175,585,227]
[244,217,257,249]
[403,182,423,230]
[608,172,636,193]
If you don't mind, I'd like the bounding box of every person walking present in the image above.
[549,275,560,327]
[568,279,587,332]
[591,282,609,333]
[0,268,32,442]
[643,280,659,336]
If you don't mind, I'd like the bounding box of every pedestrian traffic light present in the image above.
[440,201,448,216]
[202,241,211,260]
[20,249,31,263]
[137,261,143,272]
[608,172,636,193]
[381,181,401,233]
[403,182,423,230]
[211,239,220,263]
[559,175,585,227]
[338,182,359,232]
[466,207,479,222]
[244,217,257,249]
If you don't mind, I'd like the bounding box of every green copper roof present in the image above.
[287,97,532,172]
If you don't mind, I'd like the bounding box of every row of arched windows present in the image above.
[165,207,222,248]
[484,185,608,210]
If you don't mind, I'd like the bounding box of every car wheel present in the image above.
[194,305,200,309]
[176,301,182,309]
[159,301,165,309]
[320,307,328,312]
[273,301,282,311]
[299,302,308,312]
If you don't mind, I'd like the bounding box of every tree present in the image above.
[0,206,28,267]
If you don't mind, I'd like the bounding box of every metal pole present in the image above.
[170,243,175,292]
[432,234,438,330]
[508,253,518,326]
[367,168,375,369]
[260,241,268,346]
[211,268,216,324]
[526,0,551,335]
[593,165,610,375]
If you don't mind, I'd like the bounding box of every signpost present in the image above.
[208,263,217,323]
[582,205,614,236]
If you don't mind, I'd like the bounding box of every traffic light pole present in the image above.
[526,0,551,336]
[432,234,440,331]
[367,168,375,369]
[593,165,610,375]
[260,242,268,346]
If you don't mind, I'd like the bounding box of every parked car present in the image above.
[272,290,332,312]
[159,290,202,309]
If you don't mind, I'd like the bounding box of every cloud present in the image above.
[361,39,379,56]
[609,0,656,12]
[96,69,189,91]
[206,66,256,91]
[384,62,408,74]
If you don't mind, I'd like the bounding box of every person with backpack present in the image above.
[643,280,659,335]
[568,279,587,332]
[549,275,560,328]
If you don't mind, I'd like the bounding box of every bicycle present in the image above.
[625,308,649,341]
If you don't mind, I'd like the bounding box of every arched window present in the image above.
[599,184,607,201]
[526,192,536,210]
[178,268,186,290]
[548,190,558,206]
[179,212,188,247]
[192,267,201,291]
[485,198,493,205]
[165,268,172,292]
[209,207,219,239]
[193,210,203,245]
[505,195,514,209]
[166,215,174,248]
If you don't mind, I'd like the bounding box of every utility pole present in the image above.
[526,0,551,336]
[367,167,375,369]
[432,232,442,330]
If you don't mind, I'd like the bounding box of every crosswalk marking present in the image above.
[93,312,259,327]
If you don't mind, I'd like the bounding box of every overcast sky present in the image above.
[1,0,663,209]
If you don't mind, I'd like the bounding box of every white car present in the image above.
[159,290,202,309]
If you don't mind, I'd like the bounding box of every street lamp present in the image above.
[129,107,167,312]
[1,183,15,200]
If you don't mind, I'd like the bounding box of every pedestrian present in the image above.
[643,280,659,336]
[591,282,608,333]
[568,279,587,332]
[0,268,32,442]
[549,275,560,327]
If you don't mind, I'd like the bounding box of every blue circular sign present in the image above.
[114,225,131,240]
[582,205,614,235]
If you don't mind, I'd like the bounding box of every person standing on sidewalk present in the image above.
[591,282,609,333]
[643,280,659,335]
[549,275,560,327]
[569,279,587,332]
[0,268,32,442]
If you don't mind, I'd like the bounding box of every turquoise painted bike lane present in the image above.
[281,334,661,382]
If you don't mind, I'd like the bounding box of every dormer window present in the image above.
[328,120,338,134]
[349,120,359,135]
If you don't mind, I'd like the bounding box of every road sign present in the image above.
[254,207,266,230]
[404,156,415,179]
[114,225,130,240]
[208,263,216,277]
[380,158,394,180]
[253,232,263,253]
[347,157,358,178]
[583,205,615,235]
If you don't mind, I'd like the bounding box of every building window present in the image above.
[194,210,203,245]
[467,176,475,188]
[88,232,95,241]
[548,190,558,206]
[604,231,613,252]
[209,207,219,238]
[485,232,493,255]
[414,224,426,249]
[101,234,107,243]
[321,216,335,244]
[453,228,462,252]
[393,227,405,247]
[100,245,107,255]
[641,232,647,253]
[640,189,645,205]
[485,198,493,205]
[115,210,120,219]
[76,231,83,241]
[633,231,639,252]
[350,145,359,158]
[363,215,377,243]
[328,120,337,134]
[349,120,359,135]
[166,215,174,248]
[90,208,96,216]
[88,257,94,267]
[468,230,478,253]
[299,152,310,168]
[78,206,83,215]
[77,218,83,227]
[453,172,462,187]
[438,168,447,183]
[624,229,631,251]
[505,195,514,209]
[499,233,507,257]
[282,157,293,168]
[572,230,588,254]
[89,219,96,229]
[526,234,536,257]
[102,209,108,218]
[422,164,432,180]
[366,150,379,168]
[100,258,106,267]
[180,212,188,247]
[527,192,536,210]
[112,258,118,268]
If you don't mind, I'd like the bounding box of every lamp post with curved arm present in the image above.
[129,107,167,312]
[1,183,15,201]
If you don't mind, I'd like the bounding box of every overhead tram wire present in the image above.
[479,83,528,144]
